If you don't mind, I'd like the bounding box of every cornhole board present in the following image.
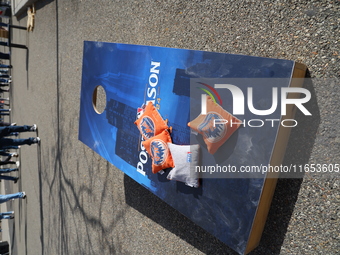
[79,41,307,255]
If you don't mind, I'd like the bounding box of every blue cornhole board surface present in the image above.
[79,41,297,254]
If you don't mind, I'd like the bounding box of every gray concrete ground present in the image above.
[0,0,338,254]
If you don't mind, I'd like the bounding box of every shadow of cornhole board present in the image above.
[79,41,307,255]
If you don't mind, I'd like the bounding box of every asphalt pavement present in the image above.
[1,0,339,254]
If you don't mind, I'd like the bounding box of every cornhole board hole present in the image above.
[79,41,307,255]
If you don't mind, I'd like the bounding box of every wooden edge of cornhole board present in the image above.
[245,62,307,254]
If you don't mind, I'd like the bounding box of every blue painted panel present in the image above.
[79,41,295,254]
